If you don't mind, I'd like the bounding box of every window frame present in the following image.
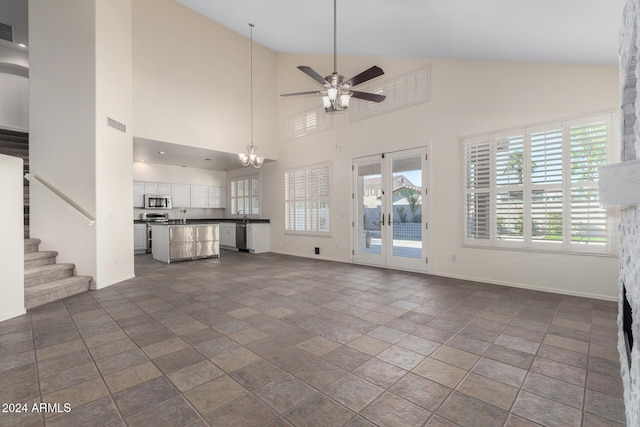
[462,111,618,255]
[230,174,260,216]
[284,162,332,236]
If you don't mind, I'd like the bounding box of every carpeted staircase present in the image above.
[24,238,92,309]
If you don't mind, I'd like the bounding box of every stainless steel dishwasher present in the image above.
[236,222,248,251]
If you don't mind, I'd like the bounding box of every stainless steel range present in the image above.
[140,212,169,252]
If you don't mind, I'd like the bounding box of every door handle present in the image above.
[388,215,391,226]
[381,213,385,226]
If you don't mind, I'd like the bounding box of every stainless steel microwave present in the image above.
[144,194,172,209]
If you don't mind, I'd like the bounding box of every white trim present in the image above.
[350,65,431,122]
[431,271,618,302]
[284,106,333,140]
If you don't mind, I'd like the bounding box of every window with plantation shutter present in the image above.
[231,175,259,215]
[285,107,332,140]
[462,111,617,255]
[284,163,331,235]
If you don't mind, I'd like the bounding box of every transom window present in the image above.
[463,111,617,254]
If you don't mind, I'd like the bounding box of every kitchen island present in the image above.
[141,218,270,261]
[151,223,219,263]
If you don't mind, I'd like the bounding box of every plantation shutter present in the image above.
[250,176,260,215]
[568,117,609,248]
[230,180,238,215]
[230,175,260,216]
[464,138,491,242]
[495,133,525,243]
[530,126,564,245]
[284,163,331,234]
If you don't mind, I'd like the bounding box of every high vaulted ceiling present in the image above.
[1,1,624,171]
[177,0,623,66]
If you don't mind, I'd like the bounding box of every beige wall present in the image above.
[133,162,226,187]
[0,72,28,131]
[132,0,279,161]
[95,0,134,288]
[29,0,97,280]
[30,0,134,288]
[0,154,25,321]
[268,54,620,299]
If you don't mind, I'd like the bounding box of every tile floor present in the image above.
[0,251,627,427]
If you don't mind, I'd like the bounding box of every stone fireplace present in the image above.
[598,1,640,425]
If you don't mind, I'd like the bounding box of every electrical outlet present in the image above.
[314,247,320,255]
[451,255,457,262]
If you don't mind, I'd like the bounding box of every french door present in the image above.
[352,147,430,272]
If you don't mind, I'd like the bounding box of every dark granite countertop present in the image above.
[136,218,269,225]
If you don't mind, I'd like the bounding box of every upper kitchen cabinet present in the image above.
[133,181,144,207]
[190,185,208,208]
[208,186,225,209]
[171,184,190,208]
[144,182,171,195]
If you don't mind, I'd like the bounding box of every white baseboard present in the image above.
[269,250,348,265]
[431,270,618,302]
[91,274,135,290]
[0,308,27,323]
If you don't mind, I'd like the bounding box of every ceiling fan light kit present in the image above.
[240,23,263,169]
[281,0,386,113]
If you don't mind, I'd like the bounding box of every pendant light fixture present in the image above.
[239,23,264,168]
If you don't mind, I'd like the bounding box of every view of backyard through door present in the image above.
[353,147,429,272]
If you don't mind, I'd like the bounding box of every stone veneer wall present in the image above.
[618,1,640,426]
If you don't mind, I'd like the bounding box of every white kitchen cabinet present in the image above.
[207,186,226,208]
[158,183,171,194]
[171,184,190,208]
[143,182,171,195]
[133,181,145,208]
[134,223,147,254]
[247,223,270,253]
[219,223,236,248]
[190,185,208,208]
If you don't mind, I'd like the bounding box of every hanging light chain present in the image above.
[240,22,263,168]
[250,23,254,149]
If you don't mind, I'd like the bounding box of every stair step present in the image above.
[24,239,41,253]
[24,251,58,269]
[25,276,92,309]
[25,263,75,288]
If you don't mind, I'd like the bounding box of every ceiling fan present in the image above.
[280,0,386,113]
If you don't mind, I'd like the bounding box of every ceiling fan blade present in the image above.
[280,90,324,97]
[298,66,329,86]
[351,90,386,103]
[346,66,384,88]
